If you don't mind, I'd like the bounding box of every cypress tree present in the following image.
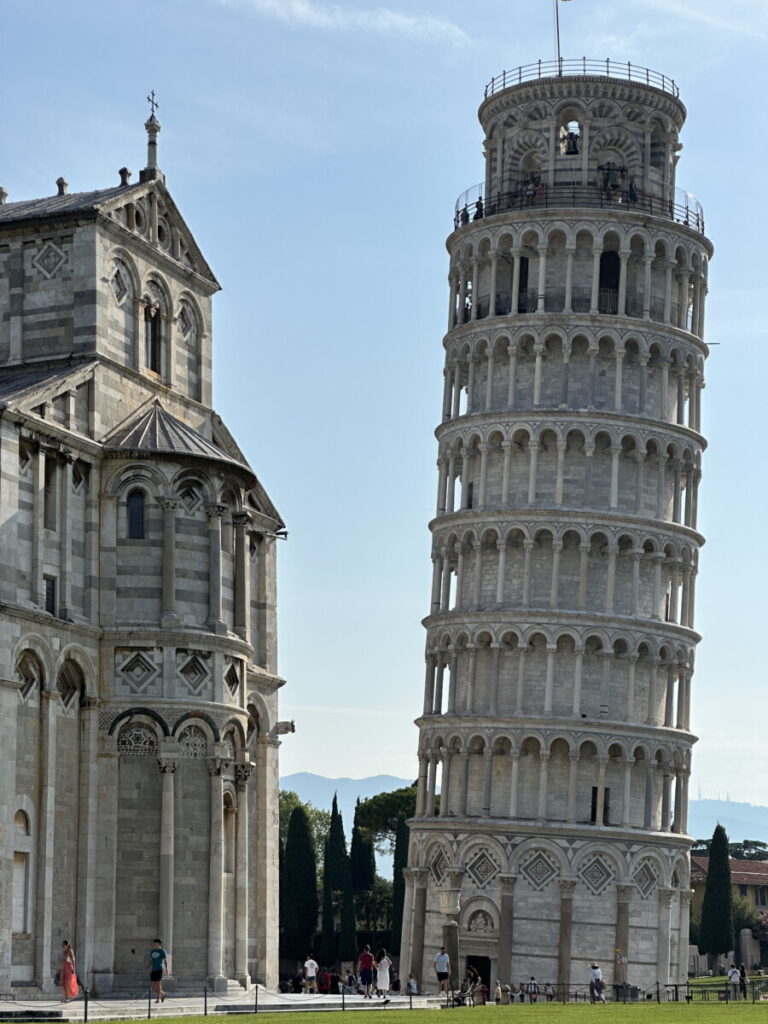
[339,854,357,961]
[281,804,318,960]
[699,824,734,960]
[318,838,336,966]
[326,793,348,893]
[390,813,408,953]
[351,799,375,893]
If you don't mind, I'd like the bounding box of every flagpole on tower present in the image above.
[555,0,571,73]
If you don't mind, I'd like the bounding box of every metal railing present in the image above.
[484,58,679,98]
[453,181,705,234]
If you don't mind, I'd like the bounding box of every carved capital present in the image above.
[157,758,178,775]
[559,879,577,899]
[499,873,518,895]
[235,762,253,786]
[616,884,634,903]
[158,497,179,513]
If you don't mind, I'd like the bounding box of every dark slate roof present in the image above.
[0,184,144,224]
[0,361,97,407]
[103,398,252,474]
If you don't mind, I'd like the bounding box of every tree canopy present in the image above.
[279,789,331,859]
[354,784,417,854]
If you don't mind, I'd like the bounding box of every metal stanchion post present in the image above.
[342,984,345,1011]
[204,985,208,1016]
[148,987,152,1019]
[84,988,89,1024]
[409,990,413,1010]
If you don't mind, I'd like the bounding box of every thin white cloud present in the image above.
[214,0,470,46]
[637,0,768,40]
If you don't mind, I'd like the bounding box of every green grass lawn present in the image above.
[136,1005,768,1024]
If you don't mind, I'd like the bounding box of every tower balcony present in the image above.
[453,181,705,235]
[483,58,680,99]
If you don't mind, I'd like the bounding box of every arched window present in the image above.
[127,490,145,539]
[13,810,32,934]
[145,304,161,373]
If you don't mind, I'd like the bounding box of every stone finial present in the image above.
[56,177,69,196]
[119,167,132,186]
[0,187,7,206]
[140,106,164,183]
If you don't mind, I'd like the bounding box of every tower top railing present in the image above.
[484,59,679,99]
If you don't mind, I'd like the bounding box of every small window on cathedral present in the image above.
[44,576,57,616]
[127,490,145,539]
[145,305,161,374]
[44,456,57,530]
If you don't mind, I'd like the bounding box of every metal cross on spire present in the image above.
[147,90,159,117]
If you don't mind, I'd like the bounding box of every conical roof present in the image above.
[103,398,251,474]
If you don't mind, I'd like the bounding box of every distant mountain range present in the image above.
[281,772,768,849]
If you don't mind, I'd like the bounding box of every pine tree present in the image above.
[281,804,318,961]
[326,793,348,893]
[699,824,734,959]
[390,813,408,953]
[339,854,357,961]
[318,838,336,966]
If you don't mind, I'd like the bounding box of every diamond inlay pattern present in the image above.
[520,850,558,891]
[633,861,658,899]
[430,849,448,885]
[579,854,615,895]
[116,649,160,695]
[32,242,66,279]
[467,850,499,888]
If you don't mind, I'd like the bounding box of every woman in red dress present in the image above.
[60,941,78,1002]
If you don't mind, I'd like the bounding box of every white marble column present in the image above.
[35,691,59,991]
[233,512,251,641]
[159,497,179,628]
[0,678,22,992]
[235,762,253,986]
[158,755,178,978]
[207,755,228,990]
[206,503,227,635]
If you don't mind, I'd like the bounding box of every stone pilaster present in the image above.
[0,678,22,992]
[496,874,517,984]
[558,879,576,991]
[234,762,253,987]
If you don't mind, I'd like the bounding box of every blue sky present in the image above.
[3,0,766,802]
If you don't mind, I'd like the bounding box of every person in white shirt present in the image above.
[433,947,451,993]
[727,964,741,1000]
[304,954,319,993]
[590,963,606,1003]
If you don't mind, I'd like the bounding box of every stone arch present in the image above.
[55,644,95,699]
[109,707,171,738]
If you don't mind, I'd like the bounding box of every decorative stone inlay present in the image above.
[117,723,158,755]
[179,484,203,513]
[468,910,494,933]
[116,649,160,694]
[177,650,211,695]
[578,853,615,896]
[111,265,129,302]
[179,724,208,758]
[466,849,499,888]
[430,848,448,885]
[15,651,42,701]
[225,661,240,698]
[633,860,658,899]
[178,306,192,337]
[520,850,558,892]
[32,241,66,279]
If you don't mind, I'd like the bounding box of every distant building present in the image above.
[691,858,768,918]
[0,116,286,994]
[401,58,712,993]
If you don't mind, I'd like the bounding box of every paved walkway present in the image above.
[0,990,438,1021]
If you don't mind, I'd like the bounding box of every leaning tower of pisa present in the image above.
[400,60,712,995]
